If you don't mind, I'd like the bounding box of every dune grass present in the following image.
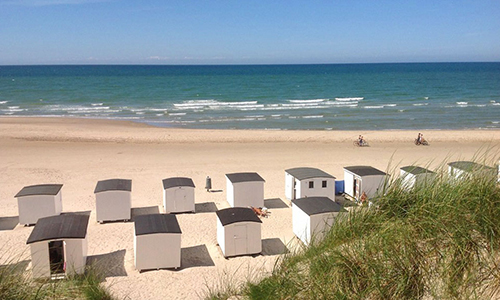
[0,261,115,300]
[207,157,500,299]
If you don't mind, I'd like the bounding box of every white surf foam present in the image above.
[335,97,364,101]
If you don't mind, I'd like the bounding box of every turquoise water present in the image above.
[0,63,499,130]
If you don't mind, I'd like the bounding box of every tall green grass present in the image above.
[0,260,115,300]
[210,158,500,299]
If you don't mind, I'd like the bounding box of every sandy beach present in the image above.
[1,117,499,299]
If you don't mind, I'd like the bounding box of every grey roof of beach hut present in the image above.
[94,179,132,193]
[285,167,335,180]
[400,166,435,175]
[448,161,495,172]
[344,166,387,176]
[15,184,63,198]
[134,214,182,236]
[216,207,262,226]
[27,214,90,244]
[292,197,346,216]
[226,172,265,183]
[162,177,195,189]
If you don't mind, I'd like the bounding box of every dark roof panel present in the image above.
[15,184,63,198]
[448,161,495,172]
[134,214,182,235]
[162,177,195,189]
[27,214,90,244]
[344,166,387,176]
[292,197,347,216]
[216,207,262,226]
[401,166,435,175]
[94,179,132,193]
[226,172,265,183]
[285,167,335,180]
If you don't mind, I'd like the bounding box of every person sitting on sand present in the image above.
[416,133,422,145]
[358,135,365,146]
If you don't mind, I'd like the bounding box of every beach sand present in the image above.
[1,117,499,299]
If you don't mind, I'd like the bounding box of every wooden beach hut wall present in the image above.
[94,179,132,223]
[134,214,182,271]
[16,184,63,226]
[292,197,346,245]
[162,177,195,213]
[343,166,387,201]
[216,207,262,257]
[225,172,265,208]
[400,166,436,190]
[448,161,497,180]
[26,214,89,279]
[285,167,336,202]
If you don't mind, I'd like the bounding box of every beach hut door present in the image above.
[354,178,361,199]
[174,188,187,211]
[233,225,248,255]
[48,240,65,275]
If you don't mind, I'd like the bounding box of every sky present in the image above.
[1,0,499,65]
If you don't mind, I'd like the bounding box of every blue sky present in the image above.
[1,0,499,65]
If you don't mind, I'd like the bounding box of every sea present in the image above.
[0,63,499,130]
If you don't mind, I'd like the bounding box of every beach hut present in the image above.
[448,161,497,180]
[16,184,63,226]
[343,166,387,201]
[292,196,346,245]
[162,177,195,213]
[94,179,132,223]
[216,207,262,257]
[400,166,436,190]
[26,213,89,279]
[285,167,336,202]
[134,214,182,271]
[225,172,265,208]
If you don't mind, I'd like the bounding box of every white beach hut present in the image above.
[27,213,89,279]
[16,184,63,226]
[448,161,497,180]
[343,166,387,201]
[225,172,265,208]
[94,179,132,223]
[162,177,195,213]
[292,196,346,245]
[134,214,182,271]
[285,167,336,202]
[400,166,436,190]
[216,207,262,257]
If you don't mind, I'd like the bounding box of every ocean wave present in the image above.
[91,103,103,106]
[413,103,429,106]
[288,99,326,103]
[302,115,324,119]
[0,101,8,104]
[169,113,186,116]
[335,97,364,101]
[456,102,468,105]
[174,100,258,108]
[364,105,385,109]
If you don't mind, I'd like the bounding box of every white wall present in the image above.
[285,173,294,201]
[400,170,417,190]
[309,213,337,244]
[95,190,131,222]
[30,242,50,279]
[343,171,355,198]
[298,178,335,199]
[362,175,386,198]
[134,233,181,271]
[292,204,311,245]
[448,166,465,180]
[18,193,61,225]
[218,221,261,257]
[163,186,195,213]
[227,180,264,208]
[64,238,87,276]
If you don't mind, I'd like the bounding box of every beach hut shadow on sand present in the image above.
[261,238,288,256]
[195,202,218,213]
[0,216,19,231]
[131,206,160,221]
[180,244,215,269]
[264,198,289,209]
[86,249,127,279]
